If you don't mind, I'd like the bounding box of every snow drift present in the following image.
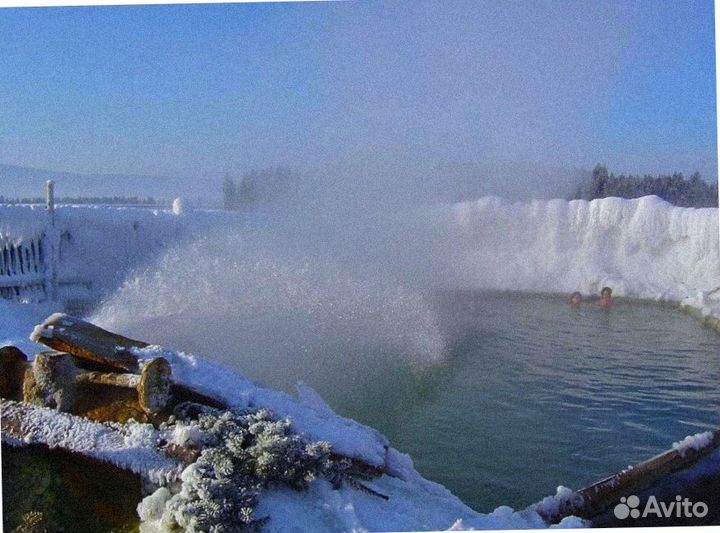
[431,195,720,313]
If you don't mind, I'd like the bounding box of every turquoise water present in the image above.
[230,291,720,513]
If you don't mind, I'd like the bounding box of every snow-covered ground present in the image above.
[2,195,719,532]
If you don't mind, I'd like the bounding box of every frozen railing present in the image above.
[0,181,60,302]
[0,186,237,306]
[0,233,48,300]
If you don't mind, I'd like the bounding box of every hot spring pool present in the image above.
[192,291,720,512]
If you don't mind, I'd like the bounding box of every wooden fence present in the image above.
[0,181,60,302]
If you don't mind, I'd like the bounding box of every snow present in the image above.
[531,486,586,525]
[3,196,718,311]
[252,479,586,533]
[29,312,66,342]
[0,299,57,355]
[137,487,173,524]
[0,400,180,485]
[439,196,719,305]
[672,431,715,458]
[172,198,185,216]
[0,204,246,301]
[169,422,204,449]
[0,205,49,241]
[129,345,391,469]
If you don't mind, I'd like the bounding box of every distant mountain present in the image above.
[0,164,220,205]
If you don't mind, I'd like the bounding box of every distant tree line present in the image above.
[223,167,296,210]
[573,164,718,207]
[0,195,159,206]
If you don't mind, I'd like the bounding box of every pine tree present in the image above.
[590,164,609,199]
[573,165,717,207]
[222,174,237,211]
[238,174,255,209]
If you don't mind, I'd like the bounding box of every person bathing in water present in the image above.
[568,287,613,308]
[569,291,582,308]
[598,286,613,308]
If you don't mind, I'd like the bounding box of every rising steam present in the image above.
[92,226,446,390]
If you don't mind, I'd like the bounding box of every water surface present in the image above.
[224,291,720,512]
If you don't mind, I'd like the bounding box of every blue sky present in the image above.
[0,0,716,180]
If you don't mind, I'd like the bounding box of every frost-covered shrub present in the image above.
[149,403,378,533]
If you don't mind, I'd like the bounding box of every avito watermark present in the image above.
[614,495,708,520]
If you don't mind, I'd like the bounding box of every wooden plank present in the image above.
[538,429,720,523]
[31,314,145,373]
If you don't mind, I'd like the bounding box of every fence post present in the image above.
[46,180,55,228]
[45,180,58,301]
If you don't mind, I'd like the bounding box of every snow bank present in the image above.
[434,195,720,319]
[4,195,717,317]
[438,195,719,300]
[251,476,585,533]
[0,400,179,485]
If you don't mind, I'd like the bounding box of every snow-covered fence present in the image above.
[0,181,60,302]
[1,187,248,306]
[0,232,48,300]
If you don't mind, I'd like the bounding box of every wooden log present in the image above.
[0,345,29,399]
[31,314,231,412]
[169,382,228,410]
[28,352,78,412]
[138,357,172,414]
[20,351,149,423]
[29,351,172,416]
[538,429,720,524]
[76,357,172,414]
[31,314,145,373]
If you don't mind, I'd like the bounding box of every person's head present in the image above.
[569,291,582,306]
[601,287,612,299]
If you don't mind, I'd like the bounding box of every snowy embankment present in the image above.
[126,345,586,532]
[436,195,720,323]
